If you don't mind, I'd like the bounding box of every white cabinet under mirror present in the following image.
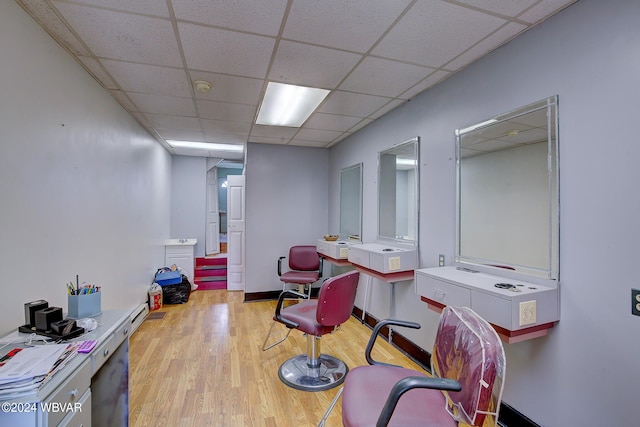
[349,137,419,276]
[416,96,560,342]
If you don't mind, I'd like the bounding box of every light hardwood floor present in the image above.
[129,290,472,426]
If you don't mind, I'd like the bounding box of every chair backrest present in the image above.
[431,306,506,427]
[288,245,320,271]
[315,270,360,327]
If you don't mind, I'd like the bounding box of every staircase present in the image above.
[194,256,227,290]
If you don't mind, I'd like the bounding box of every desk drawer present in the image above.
[43,359,91,426]
[113,319,131,348]
[91,336,115,375]
[57,388,90,427]
[416,273,471,307]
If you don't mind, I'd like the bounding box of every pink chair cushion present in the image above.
[276,270,360,336]
[342,365,458,427]
[279,270,319,285]
[288,246,320,271]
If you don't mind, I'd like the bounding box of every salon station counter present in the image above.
[416,266,559,343]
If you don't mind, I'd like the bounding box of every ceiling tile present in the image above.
[318,91,393,118]
[517,0,577,23]
[128,92,196,116]
[101,60,191,97]
[172,0,287,36]
[400,70,451,99]
[303,113,363,132]
[288,139,330,148]
[145,114,201,131]
[189,72,263,105]
[269,41,362,89]
[77,56,118,89]
[57,0,170,17]
[204,133,249,145]
[444,22,528,71]
[53,2,182,67]
[22,0,90,56]
[109,90,137,111]
[248,136,289,145]
[372,0,506,68]
[369,99,406,120]
[339,56,433,98]
[196,99,256,122]
[454,0,538,18]
[348,119,373,133]
[250,125,299,139]
[294,128,342,142]
[201,119,252,135]
[178,23,275,78]
[283,0,412,53]
[156,128,204,141]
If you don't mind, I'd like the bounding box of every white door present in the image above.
[226,175,245,291]
[205,168,220,255]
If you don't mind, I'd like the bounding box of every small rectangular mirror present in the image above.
[455,96,559,281]
[340,163,362,241]
[378,137,420,246]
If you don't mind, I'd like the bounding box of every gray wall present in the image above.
[170,156,207,257]
[329,0,640,424]
[0,0,171,333]
[245,143,329,293]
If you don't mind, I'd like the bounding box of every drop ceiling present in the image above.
[17,0,577,158]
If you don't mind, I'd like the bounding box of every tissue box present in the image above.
[67,292,102,318]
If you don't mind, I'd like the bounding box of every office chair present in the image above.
[277,245,323,298]
[262,270,360,392]
[319,306,506,427]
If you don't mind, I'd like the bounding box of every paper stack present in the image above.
[0,343,77,398]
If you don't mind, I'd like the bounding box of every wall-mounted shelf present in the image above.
[347,242,418,274]
[316,239,360,266]
[415,266,559,343]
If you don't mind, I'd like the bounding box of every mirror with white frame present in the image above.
[339,163,362,241]
[455,96,559,281]
[377,137,419,246]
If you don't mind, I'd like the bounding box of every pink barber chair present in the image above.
[320,305,506,426]
[277,245,323,298]
[262,270,360,392]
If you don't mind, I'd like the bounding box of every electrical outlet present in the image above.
[519,300,536,326]
[439,254,445,267]
[632,289,640,316]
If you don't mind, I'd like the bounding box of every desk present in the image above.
[0,309,132,426]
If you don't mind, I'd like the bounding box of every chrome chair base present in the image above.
[278,354,348,392]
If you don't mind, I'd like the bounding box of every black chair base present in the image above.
[278,354,348,392]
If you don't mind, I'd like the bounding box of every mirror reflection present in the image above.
[378,137,419,246]
[456,96,559,280]
[339,163,362,241]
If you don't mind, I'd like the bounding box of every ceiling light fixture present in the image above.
[166,140,244,152]
[193,80,212,93]
[255,82,330,127]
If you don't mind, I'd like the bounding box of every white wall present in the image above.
[245,143,329,293]
[329,0,640,425]
[170,156,207,257]
[0,1,171,334]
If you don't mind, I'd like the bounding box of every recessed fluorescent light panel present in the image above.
[166,140,244,152]
[256,82,330,127]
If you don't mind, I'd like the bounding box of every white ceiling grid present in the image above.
[17,0,577,157]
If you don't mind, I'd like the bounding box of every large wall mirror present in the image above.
[455,96,559,281]
[340,163,362,241]
[378,137,419,246]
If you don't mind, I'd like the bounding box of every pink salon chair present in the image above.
[319,306,506,427]
[277,245,323,298]
[262,270,360,392]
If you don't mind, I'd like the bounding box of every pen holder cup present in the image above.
[67,292,102,319]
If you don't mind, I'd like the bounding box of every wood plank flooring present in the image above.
[129,290,476,426]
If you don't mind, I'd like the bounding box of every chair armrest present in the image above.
[376,376,462,427]
[365,319,421,367]
[274,289,308,329]
[277,256,286,276]
[318,256,323,279]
